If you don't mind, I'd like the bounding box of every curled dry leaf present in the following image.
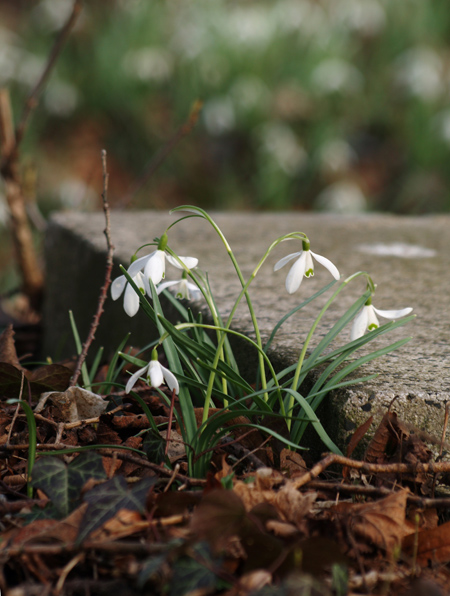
[0,325,25,370]
[35,386,108,423]
[338,489,409,556]
[234,470,317,529]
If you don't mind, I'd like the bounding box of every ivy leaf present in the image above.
[0,362,28,398]
[28,364,73,395]
[0,362,73,399]
[169,543,221,596]
[78,476,156,544]
[143,429,167,465]
[31,451,106,518]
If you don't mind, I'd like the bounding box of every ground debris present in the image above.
[2,368,450,595]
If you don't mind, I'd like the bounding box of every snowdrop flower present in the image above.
[351,299,413,341]
[157,272,202,301]
[127,233,198,287]
[111,270,146,317]
[125,349,179,395]
[274,241,340,294]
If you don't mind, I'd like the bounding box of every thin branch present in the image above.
[14,0,83,151]
[71,150,114,387]
[117,100,202,209]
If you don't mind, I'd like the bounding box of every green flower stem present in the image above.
[171,207,309,414]
[287,271,374,430]
[158,319,285,419]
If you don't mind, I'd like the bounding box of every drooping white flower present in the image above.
[127,233,198,287]
[125,349,179,395]
[111,270,146,317]
[351,302,413,341]
[157,277,202,301]
[274,242,340,294]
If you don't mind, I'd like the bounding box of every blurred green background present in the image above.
[2,0,450,225]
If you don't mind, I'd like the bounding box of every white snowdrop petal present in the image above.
[161,365,180,394]
[148,360,165,388]
[145,250,165,285]
[166,255,199,269]
[111,275,127,300]
[156,280,179,295]
[285,252,307,294]
[351,307,369,341]
[274,252,302,271]
[123,283,141,317]
[372,306,413,319]
[128,253,153,277]
[125,365,149,394]
[310,251,340,280]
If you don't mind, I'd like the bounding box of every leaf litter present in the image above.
[2,327,450,595]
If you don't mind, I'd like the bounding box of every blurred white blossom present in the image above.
[226,6,275,47]
[59,179,97,210]
[259,123,307,176]
[274,0,327,36]
[203,97,236,135]
[15,53,46,87]
[44,80,79,116]
[229,76,270,114]
[123,48,174,83]
[32,0,79,31]
[328,0,386,37]
[393,47,444,101]
[315,180,367,213]
[319,139,355,176]
[312,58,363,94]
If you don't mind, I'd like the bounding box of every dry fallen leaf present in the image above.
[402,519,450,565]
[35,386,108,422]
[338,489,409,556]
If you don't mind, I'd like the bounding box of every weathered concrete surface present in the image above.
[43,211,450,450]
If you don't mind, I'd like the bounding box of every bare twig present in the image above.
[14,0,83,150]
[117,100,202,209]
[71,150,115,387]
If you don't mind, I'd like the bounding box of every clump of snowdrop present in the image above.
[115,205,414,477]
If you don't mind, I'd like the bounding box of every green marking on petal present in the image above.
[305,268,314,277]
[368,323,378,331]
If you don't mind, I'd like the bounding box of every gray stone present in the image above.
[43,211,450,451]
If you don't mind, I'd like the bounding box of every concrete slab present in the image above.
[43,211,450,450]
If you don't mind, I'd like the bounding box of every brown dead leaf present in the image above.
[365,411,405,464]
[346,415,373,460]
[340,489,409,556]
[0,325,24,370]
[280,449,308,477]
[88,508,145,543]
[2,503,87,550]
[402,519,450,565]
[35,386,107,423]
[190,489,247,548]
[233,470,316,529]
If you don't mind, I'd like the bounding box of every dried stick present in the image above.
[117,100,202,209]
[71,150,114,387]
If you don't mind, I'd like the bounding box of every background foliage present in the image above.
[1,0,450,221]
